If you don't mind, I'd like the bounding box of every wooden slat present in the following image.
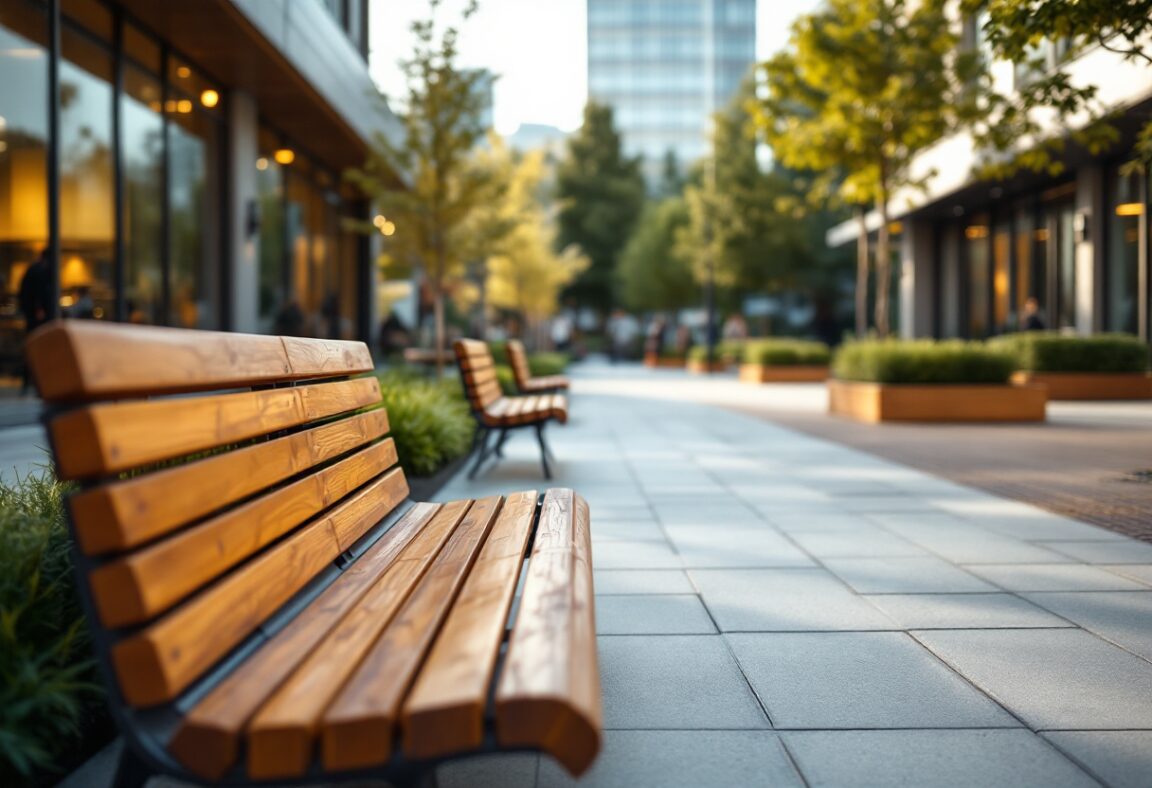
[26,321,372,403]
[70,409,389,555]
[50,377,382,479]
[89,440,402,628]
[494,489,600,777]
[244,499,480,779]
[551,394,569,424]
[402,490,539,759]
[110,470,409,707]
[168,502,442,781]
[507,340,531,389]
[320,496,506,773]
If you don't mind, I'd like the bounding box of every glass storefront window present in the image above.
[0,0,49,346]
[167,103,220,328]
[1054,201,1076,330]
[992,220,1011,332]
[965,215,990,337]
[1107,167,1141,334]
[121,64,164,324]
[60,25,114,320]
[256,128,286,332]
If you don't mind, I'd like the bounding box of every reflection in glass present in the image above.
[60,26,114,320]
[121,65,163,324]
[168,104,219,328]
[256,151,285,331]
[1055,202,1076,329]
[1108,168,1140,334]
[992,221,1010,331]
[966,216,990,337]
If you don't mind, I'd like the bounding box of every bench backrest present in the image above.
[26,321,407,709]
[454,339,503,413]
[506,339,532,390]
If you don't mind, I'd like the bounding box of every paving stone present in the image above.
[1038,540,1152,564]
[784,730,1097,788]
[881,522,1075,564]
[651,502,763,526]
[592,540,682,569]
[1042,732,1152,788]
[864,593,1073,630]
[834,496,940,513]
[538,730,802,788]
[1022,592,1152,661]
[915,629,1152,728]
[790,529,928,558]
[439,753,539,788]
[763,512,871,532]
[597,635,769,729]
[593,569,695,596]
[666,525,814,568]
[822,557,998,594]
[595,595,716,635]
[1099,564,1152,586]
[690,568,897,631]
[964,564,1150,592]
[727,632,1017,729]
[589,519,667,543]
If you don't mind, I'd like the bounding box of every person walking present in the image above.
[18,250,55,395]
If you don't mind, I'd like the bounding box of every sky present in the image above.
[368,0,821,136]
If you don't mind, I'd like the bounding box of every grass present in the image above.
[743,339,831,367]
[377,371,476,477]
[832,339,1017,384]
[990,332,1151,374]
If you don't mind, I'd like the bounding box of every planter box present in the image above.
[828,379,1047,423]
[687,359,729,374]
[1010,371,1152,400]
[740,364,828,384]
[644,353,686,369]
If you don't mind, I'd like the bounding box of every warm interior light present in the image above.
[1034,228,1049,242]
[274,148,295,165]
[373,214,386,227]
[888,221,903,235]
[176,65,191,78]
[965,225,989,240]
[199,89,219,108]
[176,99,193,114]
[1116,202,1144,217]
[255,157,269,171]
[382,221,396,237]
[0,142,7,154]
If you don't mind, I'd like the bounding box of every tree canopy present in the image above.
[616,198,696,313]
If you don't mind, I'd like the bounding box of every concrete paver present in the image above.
[1042,732,1152,788]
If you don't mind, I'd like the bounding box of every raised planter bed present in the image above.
[687,359,729,374]
[740,364,828,383]
[1010,371,1152,400]
[644,353,686,369]
[828,378,1047,423]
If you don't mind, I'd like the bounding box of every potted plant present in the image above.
[828,339,1046,423]
[644,350,687,368]
[992,333,1152,400]
[739,339,830,383]
[686,345,730,373]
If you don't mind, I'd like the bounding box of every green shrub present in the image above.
[495,364,516,395]
[832,339,1016,384]
[0,470,106,785]
[718,339,745,363]
[743,339,831,367]
[377,371,476,477]
[991,332,1150,373]
[687,346,711,362]
[527,352,569,377]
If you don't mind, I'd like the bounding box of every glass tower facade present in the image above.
[587,0,756,184]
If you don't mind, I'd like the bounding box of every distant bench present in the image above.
[27,321,600,788]
[507,339,570,394]
[455,338,568,479]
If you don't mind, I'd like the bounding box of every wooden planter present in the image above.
[739,364,828,384]
[644,353,686,369]
[1010,371,1152,400]
[687,359,729,374]
[828,379,1047,423]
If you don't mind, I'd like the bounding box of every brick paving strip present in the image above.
[739,406,1152,544]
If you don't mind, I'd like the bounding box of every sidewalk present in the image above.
[434,361,1152,788]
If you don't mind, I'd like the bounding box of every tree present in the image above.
[345,0,493,374]
[554,102,646,317]
[659,150,684,198]
[616,198,697,313]
[963,0,1142,177]
[754,0,981,337]
[480,142,589,334]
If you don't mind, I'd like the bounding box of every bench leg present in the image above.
[468,428,492,479]
[112,744,152,788]
[534,423,553,480]
[493,428,510,458]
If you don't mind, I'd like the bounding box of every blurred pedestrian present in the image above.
[550,311,573,352]
[722,313,748,341]
[1021,297,1046,331]
[18,249,55,395]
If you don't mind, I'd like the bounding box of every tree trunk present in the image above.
[874,201,891,339]
[855,209,870,338]
[433,286,446,378]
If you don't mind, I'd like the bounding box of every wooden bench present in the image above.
[506,339,570,394]
[26,321,600,788]
[454,339,568,480]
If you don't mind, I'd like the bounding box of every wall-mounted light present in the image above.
[1116,202,1144,217]
[200,89,219,108]
[965,225,988,240]
[256,157,269,171]
[176,99,193,114]
[176,65,191,79]
[274,148,295,165]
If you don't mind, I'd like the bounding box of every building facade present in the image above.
[827,23,1152,343]
[0,0,403,376]
[587,0,756,185]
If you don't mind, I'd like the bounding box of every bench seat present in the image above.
[26,321,600,788]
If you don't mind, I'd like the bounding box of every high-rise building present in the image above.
[587,0,756,184]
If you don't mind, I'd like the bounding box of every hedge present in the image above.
[832,339,1016,384]
[991,332,1150,374]
[377,371,475,477]
[743,339,831,367]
